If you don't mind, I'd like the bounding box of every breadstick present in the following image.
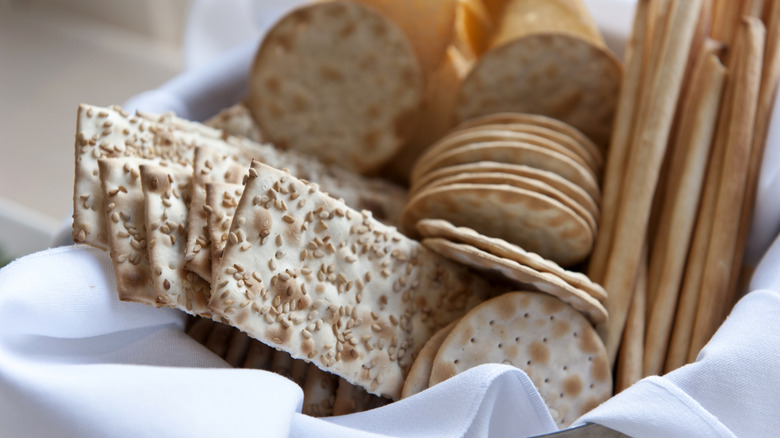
[615,248,647,393]
[601,0,703,365]
[643,47,726,376]
[688,17,765,360]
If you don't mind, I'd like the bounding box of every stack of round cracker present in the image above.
[414,218,608,327]
[403,112,603,268]
[401,291,612,428]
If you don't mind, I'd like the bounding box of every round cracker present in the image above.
[454,112,603,167]
[429,291,612,427]
[455,33,622,149]
[416,219,607,303]
[410,161,601,210]
[422,238,607,324]
[410,129,599,183]
[411,141,601,203]
[401,183,593,266]
[401,320,459,399]
[248,1,424,173]
[421,171,598,236]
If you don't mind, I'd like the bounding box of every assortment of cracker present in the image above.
[66,0,780,427]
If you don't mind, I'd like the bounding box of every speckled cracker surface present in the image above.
[429,292,612,428]
[140,164,211,316]
[204,103,264,143]
[209,161,492,399]
[206,182,244,283]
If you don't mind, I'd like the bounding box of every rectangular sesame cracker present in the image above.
[204,103,264,143]
[208,161,491,399]
[205,182,244,285]
[139,164,212,316]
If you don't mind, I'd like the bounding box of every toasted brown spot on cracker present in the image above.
[254,208,273,237]
[563,374,583,397]
[528,341,551,365]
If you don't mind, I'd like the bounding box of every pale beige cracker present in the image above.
[205,182,244,285]
[302,365,340,417]
[429,291,612,428]
[140,164,211,316]
[204,103,264,143]
[453,112,603,167]
[410,141,601,202]
[248,1,423,173]
[401,183,593,267]
[333,378,391,415]
[416,219,607,304]
[209,161,492,399]
[401,320,458,399]
[421,172,598,236]
[410,129,599,183]
[99,157,184,306]
[410,161,600,212]
[422,238,607,325]
[455,33,621,149]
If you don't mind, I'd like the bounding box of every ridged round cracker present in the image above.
[410,141,601,202]
[422,238,606,324]
[414,124,601,179]
[401,319,458,399]
[417,219,607,303]
[429,292,612,427]
[453,113,602,167]
[248,1,423,173]
[410,161,601,210]
[401,183,593,266]
[410,129,598,183]
[455,33,621,149]
[421,172,598,236]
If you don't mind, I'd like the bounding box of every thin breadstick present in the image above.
[741,0,765,18]
[601,0,703,365]
[726,0,780,309]
[689,18,765,359]
[616,248,647,393]
[712,0,742,46]
[588,0,653,284]
[643,48,726,376]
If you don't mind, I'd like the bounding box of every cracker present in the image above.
[140,164,211,316]
[99,157,185,305]
[73,105,196,249]
[410,161,600,213]
[420,172,598,236]
[401,183,593,267]
[333,378,391,415]
[429,291,612,428]
[401,320,458,399]
[410,141,601,203]
[422,238,607,325]
[206,182,244,284]
[455,33,621,149]
[453,112,603,168]
[204,103,264,143]
[209,161,491,399]
[302,365,340,417]
[416,219,606,304]
[248,1,424,173]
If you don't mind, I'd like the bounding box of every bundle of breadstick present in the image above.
[588,0,780,391]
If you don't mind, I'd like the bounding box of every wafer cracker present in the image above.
[410,161,600,213]
[140,164,211,316]
[416,219,606,303]
[402,183,593,267]
[204,103,264,143]
[422,238,607,324]
[73,105,197,249]
[411,129,598,184]
[421,172,598,236]
[248,1,423,174]
[333,378,391,415]
[209,161,492,399]
[401,320,458,399]
[429,292,612,428]
[411,141,601,203]
[453,112,603,168]
[99,157,184,305]
[206,182,244,284]
[302,365,339,417]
